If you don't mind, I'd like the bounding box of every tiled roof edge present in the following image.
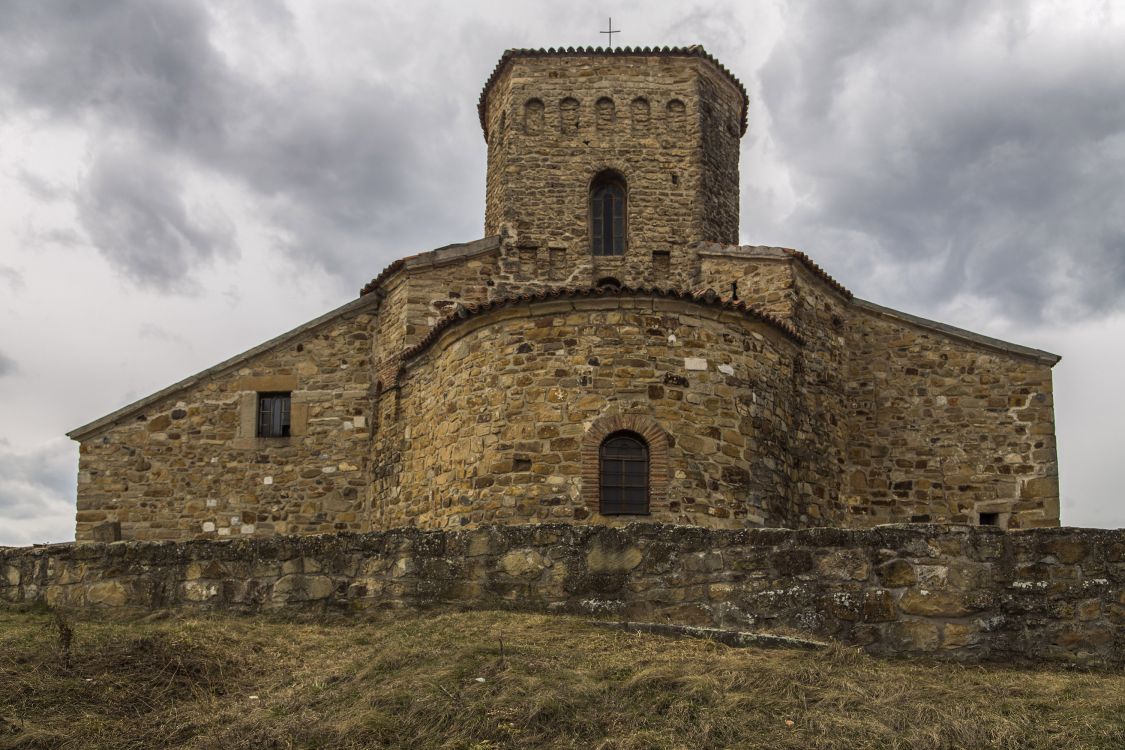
[781,248,854,300]
[477,46,749,141]
[401,285,804,362]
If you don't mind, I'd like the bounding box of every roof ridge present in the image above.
[477,46,748,141]
[401,285,804,363]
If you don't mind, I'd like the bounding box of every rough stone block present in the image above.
[878,559,917,587]
[888,619,940,652]
[86,580,129,607]
[862,589,897,622]
[899,590,978,618]
[817,549,870,581]
[272,574,335,602]
[499,549,549,578]
[585,543,643,573]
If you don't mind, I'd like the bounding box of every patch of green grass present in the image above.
[1,607,1122,749]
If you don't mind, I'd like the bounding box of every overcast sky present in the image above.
[1,0,1122,545]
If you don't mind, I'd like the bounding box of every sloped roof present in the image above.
[401,285,804,362]
[477,46,749,140]
[67,293,382,441]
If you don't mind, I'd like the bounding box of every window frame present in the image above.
[599,430,650,515]
[256,391,292,438]
[590,172,627,257]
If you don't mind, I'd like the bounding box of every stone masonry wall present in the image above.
[843,306,1059,529]
[786,263,853,527]
[694,249,854,527]
[3,524,1120,667]
[75,309,377,543]
[375,295,801,530]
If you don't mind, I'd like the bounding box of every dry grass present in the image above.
[1,606,1122,749]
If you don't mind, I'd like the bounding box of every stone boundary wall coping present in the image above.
[2,523,1120,667]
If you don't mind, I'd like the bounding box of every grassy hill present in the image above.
[1,607,1122,749]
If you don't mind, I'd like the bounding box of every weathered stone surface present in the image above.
[942,623,979,649]
[586,543,643,574]
[899,590,979,618]
[862,589,897,622]
[889,619,940,652]
[3,524,1121,666]
[500,549,549,578]
[878,559,917,587]
[85,581,128,607]
[272,574,335,602]
[818,549,871,581]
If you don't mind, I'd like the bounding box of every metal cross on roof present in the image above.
[600,17,621,47]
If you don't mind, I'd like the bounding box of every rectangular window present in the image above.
[257,392,291,438]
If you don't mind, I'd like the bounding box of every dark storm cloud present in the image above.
[0,0,232,144]
[75,142,237,288]
[0,0,484,289]
[758,0,1125,323]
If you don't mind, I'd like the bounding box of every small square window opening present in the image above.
[257,392,291,438]
[979,512,1000,527]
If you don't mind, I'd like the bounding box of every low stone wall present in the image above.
[2,524,1121,666]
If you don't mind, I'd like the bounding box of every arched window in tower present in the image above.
[599,431,650,515]
[560,97,580,134]
[630,97,650,132]
[524,98,544,134]
[590,171,626,256]
[666,98,686,133]
[596,97,616,130]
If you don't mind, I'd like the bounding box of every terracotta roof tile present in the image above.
[401,285,804,362]
[477,46,749,140]
[359,258,405,297]
[780,248,853,300]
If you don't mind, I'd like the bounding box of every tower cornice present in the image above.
[477,46,749,141]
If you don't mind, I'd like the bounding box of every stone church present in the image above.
[68,47,1061,544]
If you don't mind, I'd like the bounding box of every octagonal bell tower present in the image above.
[479,46,747,287]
